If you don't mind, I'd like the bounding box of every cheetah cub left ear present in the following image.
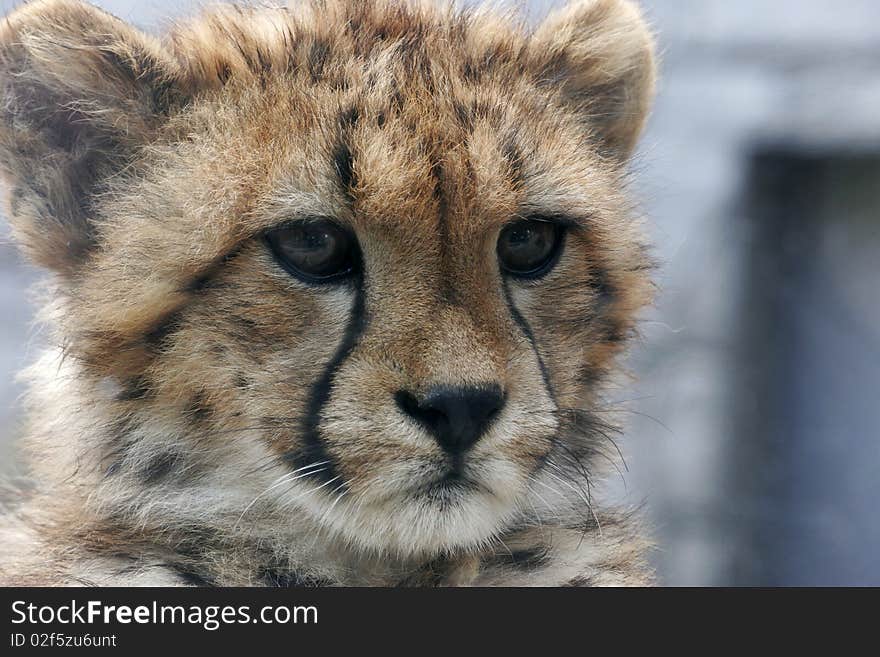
[0,0,187,275]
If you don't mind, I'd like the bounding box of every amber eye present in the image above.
[265,219,359,283]
[496,219,565,278]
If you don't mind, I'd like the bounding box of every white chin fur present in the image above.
[294,479,525,557]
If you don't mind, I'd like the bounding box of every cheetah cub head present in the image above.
[0,0,655,559]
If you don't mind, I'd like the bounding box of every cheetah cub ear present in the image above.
[0,0,185,275]
[531,0,656,160]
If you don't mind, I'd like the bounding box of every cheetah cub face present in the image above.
[0,0,655,560]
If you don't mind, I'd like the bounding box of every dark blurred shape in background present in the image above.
[0,0,878,585]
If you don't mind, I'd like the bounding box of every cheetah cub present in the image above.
[0,0,656,586]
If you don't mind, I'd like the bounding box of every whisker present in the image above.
[233,461,330,528]
[278,475,342,507]
[544,464,602,539]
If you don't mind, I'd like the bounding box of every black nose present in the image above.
[395,385,505,456]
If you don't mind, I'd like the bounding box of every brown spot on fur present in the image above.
[307,38,331,82]
[563,575,592,587]
[185,391,213,423]
[142,452,182,483]
[116,376,152,402]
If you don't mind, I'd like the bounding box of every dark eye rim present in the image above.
[497,217,567,280]
[263,217,362,285]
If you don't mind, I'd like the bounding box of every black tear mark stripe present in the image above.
[288,280,367,488]
[288,109,362,488]
[501,279,557,407]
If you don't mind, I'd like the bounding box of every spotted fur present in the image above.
[0,0,656,586]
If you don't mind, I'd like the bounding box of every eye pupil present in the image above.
[497,219,564,278]
[509,227,532,244]
[266,219,358,283]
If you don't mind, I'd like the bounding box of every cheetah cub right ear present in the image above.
[0,0,186,275]
[530,0,657,160]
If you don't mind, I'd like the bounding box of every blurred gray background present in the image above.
[1,0,878,585]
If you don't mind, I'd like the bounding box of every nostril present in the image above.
[395,385,505,456]
[395,389,448,429]
[395,389,421,418]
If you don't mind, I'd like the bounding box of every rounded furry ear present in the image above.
[530,0,656,160]
[0,0,186,274]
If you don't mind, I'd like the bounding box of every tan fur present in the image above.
[0,0,656,586]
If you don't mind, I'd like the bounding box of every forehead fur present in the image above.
[9,0,646,362]
[0,0,657,380]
